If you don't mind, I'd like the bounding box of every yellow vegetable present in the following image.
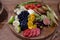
[27,14,37,29]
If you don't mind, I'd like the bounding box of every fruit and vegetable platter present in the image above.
[8,1,59,40]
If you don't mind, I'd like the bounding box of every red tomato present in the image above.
[34,6,38,9]
[30,4,36,9]
[25,4,36,9]
[36,4,41,8]
[25,5,30,9]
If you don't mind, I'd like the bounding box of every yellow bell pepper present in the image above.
[27,14,37,29]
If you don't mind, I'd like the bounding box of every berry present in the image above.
[18,11,29,21]
[18,11,29,31]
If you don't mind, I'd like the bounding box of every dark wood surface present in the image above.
[0,0,60,40]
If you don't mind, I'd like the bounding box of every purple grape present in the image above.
[34,20,48,28]
[18,11,29,31]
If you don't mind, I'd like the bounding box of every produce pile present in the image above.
[8,1,58,37]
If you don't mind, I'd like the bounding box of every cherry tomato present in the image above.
[25,5,30,9]
[30,4,36,9]
[36,4,41,8]
[25,4,36,9]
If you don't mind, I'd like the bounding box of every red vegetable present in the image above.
[32,29,37,37]
[28,29,33,37]
[43,17,50,25]
[36,28,40,36]
[25,4,36,9]
[36,4,41,8]
[25,5,30,9]
[23,28,41,37]
[23,29,31,37]
[30,4,36,9]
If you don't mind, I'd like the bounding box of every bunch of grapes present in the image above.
[18,11,29,30]
[34,20,48,28]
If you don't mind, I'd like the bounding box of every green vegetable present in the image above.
[8,16,15,24]
[47,11,51,19]
[46,5,59,20]
[14,25,21,33]
[35,13,40,17]
[40,15,45,21]
[50,13,58,25]
[18,1,40,7]
[35,14,45,21]
[47,11,58,25]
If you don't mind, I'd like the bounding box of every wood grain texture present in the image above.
[0,0,60,40]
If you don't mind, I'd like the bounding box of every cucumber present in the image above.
[8,16,15,24]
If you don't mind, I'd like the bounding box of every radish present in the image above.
[43,16,50,25]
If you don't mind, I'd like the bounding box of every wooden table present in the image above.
[0,0,60,40]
